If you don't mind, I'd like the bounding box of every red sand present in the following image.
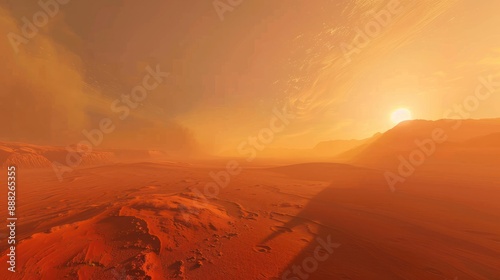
[0,160,499,279]
[1,119,500,279]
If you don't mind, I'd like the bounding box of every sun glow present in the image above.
[391,108,412,124]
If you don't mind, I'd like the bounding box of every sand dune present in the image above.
[1,149,499,279]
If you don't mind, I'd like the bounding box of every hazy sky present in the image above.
[2,0,500,154]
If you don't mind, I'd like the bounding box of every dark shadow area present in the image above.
[259,162,478,279]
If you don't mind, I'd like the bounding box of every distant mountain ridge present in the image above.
[0,142,169,169]
[313,133,381,158]
[349,118,500,168]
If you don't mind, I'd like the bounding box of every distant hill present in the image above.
[332,133,382,161]
[255,133,381,161]
[313,133,381,159]
[0,142,170,169]
[349,118,500,168]
[463,132,500,147]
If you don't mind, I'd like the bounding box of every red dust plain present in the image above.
[1,119,500,279]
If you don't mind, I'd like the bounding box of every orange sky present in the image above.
[2,0,500,155]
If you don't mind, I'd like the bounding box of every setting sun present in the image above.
[391,108,413,124]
